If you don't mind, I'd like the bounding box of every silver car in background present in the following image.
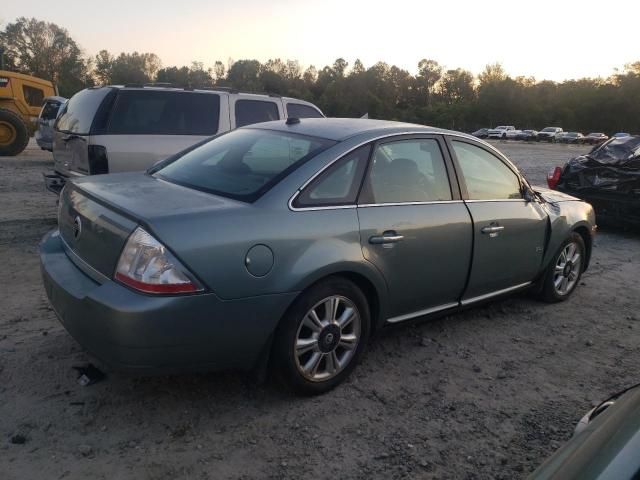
[45,85,324,193]
[35,96,66,151]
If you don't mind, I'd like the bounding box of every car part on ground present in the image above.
[40,118,596,394]
[44,85,324,194]
[0,70,57,156]
[529,384,640,479]
[35,96,66,151]
[550,135,640,226]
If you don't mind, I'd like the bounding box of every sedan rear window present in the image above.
[156,129,335,202]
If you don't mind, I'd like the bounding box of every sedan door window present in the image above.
[294,145,371,208]
[361,139,452,204]
[452,141,522,200]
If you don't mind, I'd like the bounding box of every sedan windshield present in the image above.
[155,128,335,202]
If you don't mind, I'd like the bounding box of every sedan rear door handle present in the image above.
[481,225,505,234]
[369,231,404,245]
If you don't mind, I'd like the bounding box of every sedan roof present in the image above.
[248,118,456,142]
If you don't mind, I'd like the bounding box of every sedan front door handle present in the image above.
[369,231,404,245]
[481,225,505,234]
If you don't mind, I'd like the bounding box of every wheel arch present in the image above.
[572,224,593,271]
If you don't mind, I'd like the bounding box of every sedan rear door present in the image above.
[356,135,473,322]
[446,138,548,302]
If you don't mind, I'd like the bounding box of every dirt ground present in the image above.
[1,139,639,480]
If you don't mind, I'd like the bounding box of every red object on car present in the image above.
[547,166,562,190]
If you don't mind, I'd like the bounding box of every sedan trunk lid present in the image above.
[59,172,247,279]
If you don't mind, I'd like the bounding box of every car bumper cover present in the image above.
[40,230,297,372]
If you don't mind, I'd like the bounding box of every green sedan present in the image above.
[40,118,596,394]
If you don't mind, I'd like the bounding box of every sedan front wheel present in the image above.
[540,233,585,302]
[273,277,370,395]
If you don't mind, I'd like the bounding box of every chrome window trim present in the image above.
[60,235,109,284]
[460,282,531,306]
[287,130,523,212]
[386,302,459,324]
[464,199,525,203]
[358,200,464,208]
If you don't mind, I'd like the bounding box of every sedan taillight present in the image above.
[547,166,563,190]
[115,227,202,294]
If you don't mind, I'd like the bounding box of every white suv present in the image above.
[487,125,516,139]
[45,86,324,193]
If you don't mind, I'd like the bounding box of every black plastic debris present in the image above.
[10,434,27,444]
[72,363,106,386]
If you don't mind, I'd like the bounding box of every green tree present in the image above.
[0,17,93,96]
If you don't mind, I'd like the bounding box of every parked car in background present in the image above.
[40,118,596,395]
[584,132,609,145]
[530,383,640,479]
[537,127,563,142]
[44,85,324,194]
[487,125,516,139]
[613,132,630,138]
[560,132,585,144]
[515,129,538,141]
[35,96,66,151]
[505,129,522,140]
[548,135,640,226]
[471,128,489,138]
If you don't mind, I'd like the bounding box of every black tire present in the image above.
[539,232,585,303]
[0,108,29,156]
[272,276,371,395]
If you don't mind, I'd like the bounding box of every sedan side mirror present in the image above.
[523,186,536,203]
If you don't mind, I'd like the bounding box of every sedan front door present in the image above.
[447,139,548,302]
[356,136,473,322]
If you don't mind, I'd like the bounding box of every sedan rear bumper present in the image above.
[40,230,297,373]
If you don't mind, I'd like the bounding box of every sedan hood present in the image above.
[533,186,580,203]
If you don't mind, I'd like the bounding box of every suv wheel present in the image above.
[0,108,29,156]
[273,277,370,395]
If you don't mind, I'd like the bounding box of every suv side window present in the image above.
[294,145,371,208]
[107,90,220,135]
[451,141,522,200]
[360,139,452,204]
[235,100,280,128]
[23,85,44,107]
[286,103,323,119]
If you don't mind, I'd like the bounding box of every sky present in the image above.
[7,0,640,81]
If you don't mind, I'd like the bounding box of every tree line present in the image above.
[2,17,639,134]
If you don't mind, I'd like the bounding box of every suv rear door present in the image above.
[53,87,112,177]
[93,89,227,173]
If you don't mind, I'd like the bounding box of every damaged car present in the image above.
[40,118,596,395]
[548,135,640,226]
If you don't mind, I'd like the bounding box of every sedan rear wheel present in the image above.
[273,277,370,395]
[540,233,585,302]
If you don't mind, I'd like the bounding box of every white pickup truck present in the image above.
[487,125,516,139]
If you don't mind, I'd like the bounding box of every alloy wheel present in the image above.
[294,295,361,382]
[553,241,582,295]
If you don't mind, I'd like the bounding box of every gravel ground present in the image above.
[1,139,639,480]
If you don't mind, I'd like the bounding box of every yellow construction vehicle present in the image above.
[0,69,57,156]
